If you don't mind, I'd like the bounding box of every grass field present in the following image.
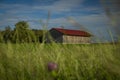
[0,43,120,80]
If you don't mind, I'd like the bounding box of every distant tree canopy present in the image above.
[0,31,3,42]
[0,21,44,43]
[32,29,43,43]
[3,26,12,42]
[13,21,36,43]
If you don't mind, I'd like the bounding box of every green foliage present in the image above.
[2,26,12,43]
[0,31,3,42]
[0,23,44,43]
[13,21,36,43]
[0,43,120,80]
[32,29,43,43]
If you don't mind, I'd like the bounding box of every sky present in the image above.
[0,0,120,42]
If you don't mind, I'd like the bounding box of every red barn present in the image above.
[46,28,92,43]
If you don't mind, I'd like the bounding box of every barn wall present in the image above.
[55,36,63,43]
[45,29,63,43]
[63,35,91,44]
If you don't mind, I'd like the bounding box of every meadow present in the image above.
[0,43,120,80]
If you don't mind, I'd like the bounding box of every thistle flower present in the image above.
[47,62,58,71]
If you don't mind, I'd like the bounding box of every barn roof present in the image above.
[51,28,92,37]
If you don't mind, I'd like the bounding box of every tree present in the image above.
[0,30,3,42]
[32,29,43,43]
[13,21,36,43]
[3,26,12,43]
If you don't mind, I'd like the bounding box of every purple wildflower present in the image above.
[47,62,58,71]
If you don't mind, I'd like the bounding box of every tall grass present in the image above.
[0,43,120,80]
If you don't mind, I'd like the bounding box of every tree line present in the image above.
[0,21,44,43]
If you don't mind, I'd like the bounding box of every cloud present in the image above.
[0,0,102,17]
[0,0,83,14]
[71,13,113,33]
[33,0,83,12]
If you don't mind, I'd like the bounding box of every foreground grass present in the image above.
[0,43,120,80]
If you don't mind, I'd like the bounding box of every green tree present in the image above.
[32,29,43,43]
[0,30,3,42]
[3,26,12,43]
[13,21,36,43]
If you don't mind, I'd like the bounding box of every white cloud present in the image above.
[0,0,102,16]
[0,0,83,14]
[72,14,111,33]
[33,0,83,12]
